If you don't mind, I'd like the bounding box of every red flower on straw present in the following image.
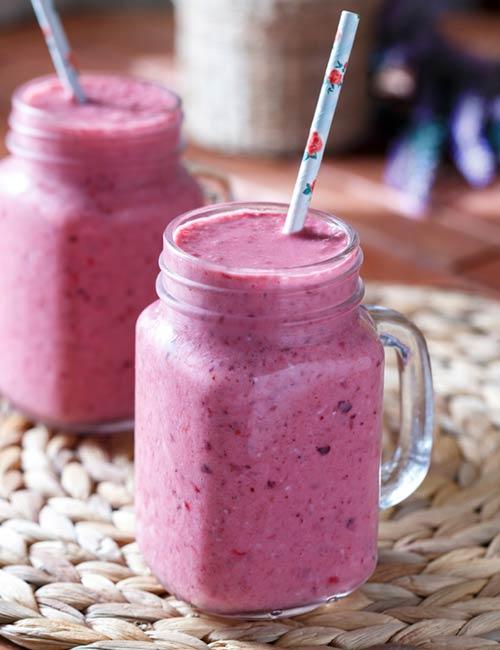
[328,69,343,85]
[305,131,323,159]
[307,131,323,155]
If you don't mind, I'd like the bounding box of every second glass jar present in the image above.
[0,73,204,430]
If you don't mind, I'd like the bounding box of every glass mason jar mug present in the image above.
[0,74,204,431]
[135,202,433,617]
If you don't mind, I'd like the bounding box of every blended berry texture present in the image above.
[135,208,384,615]
[174,210,348,268]
[0,74,203,427]
[23,75,180,130]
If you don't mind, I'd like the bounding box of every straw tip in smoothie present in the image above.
[16,73,180,134]
[173,209,350,271]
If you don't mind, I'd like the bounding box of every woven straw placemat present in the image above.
[0,285,499,650]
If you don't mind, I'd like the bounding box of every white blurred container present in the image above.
[175,0,381,155]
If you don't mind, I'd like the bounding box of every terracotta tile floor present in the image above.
[1,7,499,298]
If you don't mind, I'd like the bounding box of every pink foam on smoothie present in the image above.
[19,74,179,134]
[174,210,349,269]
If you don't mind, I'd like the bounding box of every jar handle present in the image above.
[367,305,434,510]
[187,162,234,204]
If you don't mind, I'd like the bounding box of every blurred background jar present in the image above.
[174,0,382,155]
[0,73,203,432]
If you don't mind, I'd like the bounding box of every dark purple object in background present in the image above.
[375,0,500,214]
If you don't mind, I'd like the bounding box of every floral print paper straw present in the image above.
[31,0,86,103]
[283,11,359,234]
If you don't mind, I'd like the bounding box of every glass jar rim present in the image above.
[163,201,361,278]
[10,72,182,140]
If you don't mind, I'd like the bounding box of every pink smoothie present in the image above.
[135,205,384,615]
[0,74,203,428]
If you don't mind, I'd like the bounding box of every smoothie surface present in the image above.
[174,210,349,269]
[19,74,179,132]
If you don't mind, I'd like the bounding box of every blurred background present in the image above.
[1,0,499,293]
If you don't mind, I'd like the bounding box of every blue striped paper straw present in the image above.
[31,0,86,103]
[283,11,359,234]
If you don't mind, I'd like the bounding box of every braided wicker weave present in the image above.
[175,0,381,155]
[0,285,499,649]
